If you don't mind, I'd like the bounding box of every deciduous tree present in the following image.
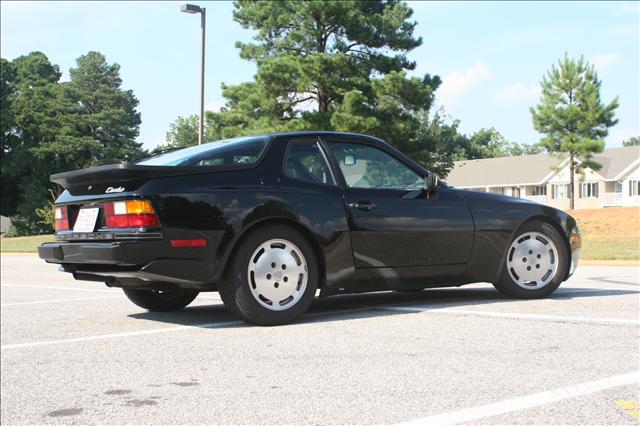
[2,52,64,233]
[1,58,19,217]
[459,128,542,160]
[164,115,200,149]
[622,136,639,147]
[410,108,468,177]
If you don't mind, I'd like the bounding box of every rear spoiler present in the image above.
[50,163,252,191]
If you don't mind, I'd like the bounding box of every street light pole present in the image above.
[181,3,206,145]
[198,8,206,145]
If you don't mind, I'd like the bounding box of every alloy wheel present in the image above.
[506,231,559,289]
[247,239,308,311]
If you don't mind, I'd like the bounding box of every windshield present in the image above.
[137,136,268,167]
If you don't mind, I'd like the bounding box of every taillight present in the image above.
[103,199,159,228]
[54,206,69,231]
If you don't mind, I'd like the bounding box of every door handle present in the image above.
[348,200,376,211]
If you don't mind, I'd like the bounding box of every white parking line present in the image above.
[0,306,371,350]
[194,295,222,300]
[1,321,245,349]
[382,306,640,326]
[558,288,638,294]
[1,295,121,307]
[398,370,640,425]
[1,284,117,293]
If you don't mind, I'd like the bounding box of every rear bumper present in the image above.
[38,241,216,288]
[39,241,145,265]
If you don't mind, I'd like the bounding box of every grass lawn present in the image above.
[0,234,55,253]
[571,206,639,261]
[0,207,637,261]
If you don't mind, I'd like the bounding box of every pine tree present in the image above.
[530,54,618,209]
[209,0,440,151]
[51,51,142,167]
[164,115,200,149]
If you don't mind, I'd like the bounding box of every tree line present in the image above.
[1,0,628,234]
[1,51,142,234]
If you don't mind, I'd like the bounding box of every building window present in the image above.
[552,184,569,199]
[532,186,547,196]
[630,180,640,197]
[579,182,599,198]
[615,181,623,193]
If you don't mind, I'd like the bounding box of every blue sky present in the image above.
[1,1,638,150]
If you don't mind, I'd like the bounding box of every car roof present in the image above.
[265,131,388,144]
[265,131,428,175]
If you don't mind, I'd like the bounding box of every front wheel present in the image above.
[123,287,199,311]
[218,225,318,326]
[493,220,568,299]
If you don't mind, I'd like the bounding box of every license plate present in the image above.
[73,207,99,233]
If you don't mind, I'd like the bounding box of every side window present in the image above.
[328,142,422,189]
[283,140,336,185]
[138,137,267,167]
[191,142,263,166]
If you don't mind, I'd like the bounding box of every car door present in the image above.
[323,138,474,268]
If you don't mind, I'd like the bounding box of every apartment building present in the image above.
[446,146,640,209]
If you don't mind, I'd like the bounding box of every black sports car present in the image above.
[38,132,581,325]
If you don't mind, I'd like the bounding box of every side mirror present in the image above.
[424,172,439,194]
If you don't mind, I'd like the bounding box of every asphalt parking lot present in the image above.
[1,255,639,425]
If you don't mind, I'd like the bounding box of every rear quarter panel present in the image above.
[139,168,354,288]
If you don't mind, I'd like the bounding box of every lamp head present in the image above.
[181,4,202,14]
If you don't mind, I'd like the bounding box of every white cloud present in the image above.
[205,100,224,112]
[590,53,622,73]
[438,61,491,104]
[492,84,540,104]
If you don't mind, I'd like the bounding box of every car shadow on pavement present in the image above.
[127,285,638,328]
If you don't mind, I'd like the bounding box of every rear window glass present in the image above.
[136,136,268,167]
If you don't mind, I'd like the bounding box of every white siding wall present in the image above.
[621,166,640,206]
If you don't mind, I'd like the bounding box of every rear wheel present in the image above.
[493,220,568,299]
[122,287,199,311]
[218,224,318,326]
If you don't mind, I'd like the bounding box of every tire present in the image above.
[493,220,568,299]
[218,224,319,326]
[122,287,199,311]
